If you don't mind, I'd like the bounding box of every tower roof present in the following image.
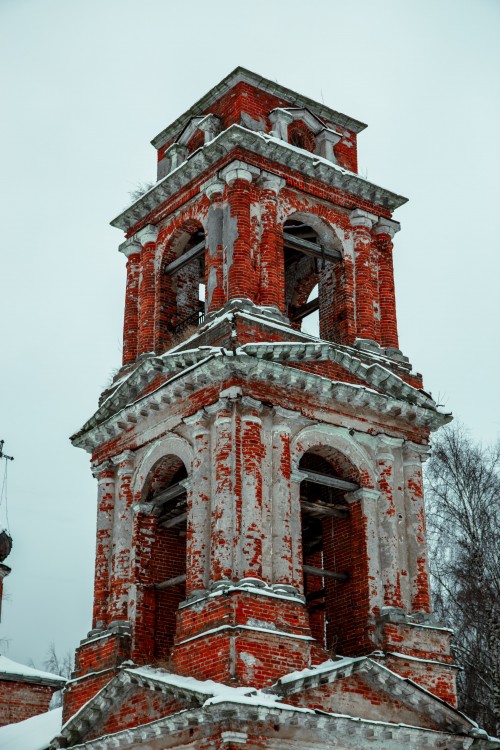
[151,66,368,150]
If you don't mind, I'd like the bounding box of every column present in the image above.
[221,161,259,303]
[184,411,212,595]
[119,238,142,366]
[208,400,235,587]
[259,173,286,311]
[91,461,115,632]
[346,488,383,618]
[350,208,377,341]
[376,436,404,609]
[204,179,226,314]
[108,451,135,625]
[137,224,158,356]
[271,416,294,591]
[239,398,265,582]
[403,442,432,613]
[374,217,400,350]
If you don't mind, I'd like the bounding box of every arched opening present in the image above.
[299,449,359,653]
[283,217,343,342]
[160,224,206,347]
[288,121,316,153]
[144,454,188,661]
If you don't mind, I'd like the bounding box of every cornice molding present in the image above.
[111,125,407,233]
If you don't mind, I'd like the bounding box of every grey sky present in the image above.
[0,0,498,670]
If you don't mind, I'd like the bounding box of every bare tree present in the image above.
[43,642,73,680]
[425,424,500,736]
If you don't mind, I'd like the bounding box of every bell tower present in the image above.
[65,68,457,723]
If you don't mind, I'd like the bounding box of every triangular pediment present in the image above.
[272,656,475,736]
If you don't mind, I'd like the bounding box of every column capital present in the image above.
[350,208,378,229]
[269,108,295,140]
[183,408,211,433]
[220,160,260,186]
[165,141,188,170]
[203,177,226,202]
[258,171,286,194]
[374,217,401,239]
[346,487,381,503]
[403,440,430,463]
[240,395,264,416]
[315,128,342,162]
[377,434,404,458]
[118,237,142,258]
[137,224,158,247]
[111,450,135,473]
[91,460,114,480]
[198,113,221,141]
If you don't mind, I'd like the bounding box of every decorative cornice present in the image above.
[110,125,407,232]
[71,336,450,453]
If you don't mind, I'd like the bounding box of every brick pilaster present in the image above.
[374,217,400,349]
[204,180,226,314]
[259,173,286,311]
[91,461,115,631]
[108,451,135,624]
[137,224,158,356]
[119,238,141,365]
[403,442,432,613]
[350,209,377,341]
[223,164,257,303]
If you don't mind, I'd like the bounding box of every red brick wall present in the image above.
[0,679,58,726]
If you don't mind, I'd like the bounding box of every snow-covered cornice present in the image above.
[111,125,407,233]
[71,329,450,452]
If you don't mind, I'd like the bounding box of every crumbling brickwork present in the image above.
[58,69,475,750]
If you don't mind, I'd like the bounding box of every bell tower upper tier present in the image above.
[112,67,409,376]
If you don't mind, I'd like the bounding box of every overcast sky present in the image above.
[0,0,499,671]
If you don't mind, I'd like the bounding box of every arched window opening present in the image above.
[299,451,359,652]
[284,218,342,342]
[288,121,316,153]
[145,456,188,661]
[163,227,206,341]
[284,220,320,331]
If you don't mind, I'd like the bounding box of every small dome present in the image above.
[0,530,12,562]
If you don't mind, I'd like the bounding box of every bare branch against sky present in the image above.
[0,0,498,667]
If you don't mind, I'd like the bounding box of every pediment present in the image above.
[272,657,475,736]
[54,667,210,747]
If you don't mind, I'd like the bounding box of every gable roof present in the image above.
[151,67,367,150]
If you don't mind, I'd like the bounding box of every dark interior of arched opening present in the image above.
[163,227,206,341]
[299,451,359,653]
[283,219,342,342]
[145,457,188,661]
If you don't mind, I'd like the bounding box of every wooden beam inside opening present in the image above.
[164,240,205,276]
[160,512,187,529]
[300,500,349,519]
[283,232,341,262]
[151,481,187,506]
[301,469,359,492]
[290,297,319,323]
[303,564,349,582]
[155,573,186,590]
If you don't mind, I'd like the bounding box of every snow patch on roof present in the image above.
[0,707,62,750]
[275,656,365,686]
[0,656,66,683]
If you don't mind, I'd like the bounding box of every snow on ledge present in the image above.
[0,656,66,683]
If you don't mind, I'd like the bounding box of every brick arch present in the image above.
[291,425,377,656]
[281,209,345,258]
[156,215,207,353]
[290,425,376,489]
[132,435,194,664]
[132,435,194,500]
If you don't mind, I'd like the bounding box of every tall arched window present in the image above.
[144,455,188,660]
[159,223,206,350]
[299,449,359,652]
[283,216,344,343]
